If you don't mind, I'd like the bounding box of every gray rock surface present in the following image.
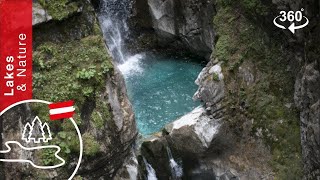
[32,2,52,26]
[194,61,224,106]
[165,107,221,154]
[131,0,215,59]
[294,38,320,179]
[140,135,172,179]
[292,0,320,178]
[114,149,139,180]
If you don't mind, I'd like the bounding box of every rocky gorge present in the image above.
[0,0,319,179]
[125,0,319,179]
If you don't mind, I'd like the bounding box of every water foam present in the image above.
[167,147,183,178]
[143,157,158,180]
[118,54,145,76]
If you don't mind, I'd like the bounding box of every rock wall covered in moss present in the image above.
[202,0,302,178]
[195,0,319,179]
[0,0,137,179]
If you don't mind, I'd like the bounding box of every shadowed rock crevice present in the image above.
[129,0,216,60]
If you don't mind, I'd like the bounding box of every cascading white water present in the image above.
[118,53,145,76]
[98,0,132,63]
[143,157,158,180]
[167,147,183,179]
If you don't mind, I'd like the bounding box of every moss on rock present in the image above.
[33,33,113,158]
[83,133,100,156]
[91,99,112,129]
[33,35,113,103]
[213,1,302,178]
[32,0,115,163]
[38,0,81,20]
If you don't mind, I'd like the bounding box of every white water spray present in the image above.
[98,0,132,63]
[98,0,146,78]
[167,147,183,179]
[143,157,158,180]
[118,54,145,76]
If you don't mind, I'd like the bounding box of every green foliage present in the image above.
[212,73,220,81]
[34,34,112,161]
[38,0,80,20]
[40,118,102,162]
[240,0,269,16]
[55,132,78,154]
[82,87,95,97]
[247,88,303,179]
[41,148,58,166]
[83,133,100,156]
[76,68,96,80]
[215,34,233,63]
[41,131,79,166]
[33,35,113,102]
[215,0,233,7]
[91,100,111,128]
[215,0,269,16]
[33,0,112,169]
[91,111,104,128]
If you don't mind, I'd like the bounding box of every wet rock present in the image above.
[165,107,221,154]
[114,149,139,180]
[140,136,171,180]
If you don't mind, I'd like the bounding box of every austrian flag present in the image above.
[49,101,75,120]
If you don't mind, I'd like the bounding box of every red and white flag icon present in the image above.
[49,101,75,120]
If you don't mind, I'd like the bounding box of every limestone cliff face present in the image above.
[131,0,215,59]
[0,0,137,179]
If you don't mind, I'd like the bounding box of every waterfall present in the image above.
[98,0,144,76]
[167,147,183,179]
[118,54,145,76]
[143,157,158,180]
[98,0,133,63]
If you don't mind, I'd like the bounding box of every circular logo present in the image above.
[0,99,83,180]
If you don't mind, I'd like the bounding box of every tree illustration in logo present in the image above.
[22,116,52,143]
[22,123,32,143]
[42,123,52,142]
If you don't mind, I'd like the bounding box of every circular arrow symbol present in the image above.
[288,16,309,34]
[273,15,286,29]
[273,15,309,34]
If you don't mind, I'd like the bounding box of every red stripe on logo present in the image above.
[49,100,74,109]
[50,112,75,121]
